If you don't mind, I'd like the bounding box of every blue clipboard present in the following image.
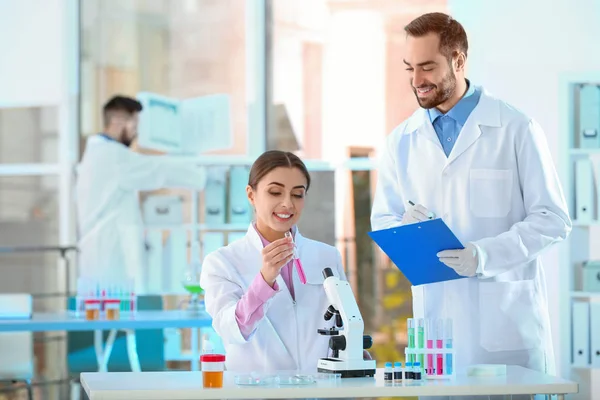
[368,219,465,286]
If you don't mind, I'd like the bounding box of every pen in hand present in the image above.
[407,200,435,220]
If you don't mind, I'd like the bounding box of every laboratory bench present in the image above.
[80,365,578,400]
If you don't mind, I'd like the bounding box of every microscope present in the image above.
[317,267,377,378]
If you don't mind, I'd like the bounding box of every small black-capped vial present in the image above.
[384,362,393,383]
[405,362,414,380]
[393,362,402,382]
[414,362,422,380]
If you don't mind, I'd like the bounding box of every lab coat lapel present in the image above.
[446,89,502,166]
[414,109,444,152]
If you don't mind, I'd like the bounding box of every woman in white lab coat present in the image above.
[200,151,347,373]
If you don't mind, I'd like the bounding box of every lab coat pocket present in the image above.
[300,267,327,305]
[304,268,326,285]
[469,169,513,218]
[478,280,543,352]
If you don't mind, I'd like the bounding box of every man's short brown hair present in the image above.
[102,95,143,128]
[404,12,468,60]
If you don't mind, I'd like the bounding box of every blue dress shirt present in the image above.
[427,81,482,157]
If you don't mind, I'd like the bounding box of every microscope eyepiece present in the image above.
[322,267,334,279]
[324,305,336,321]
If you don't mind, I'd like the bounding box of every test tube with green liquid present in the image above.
[417,318,425,373]
[407,318,415,363]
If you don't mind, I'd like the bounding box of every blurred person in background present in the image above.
[76,95,206,289]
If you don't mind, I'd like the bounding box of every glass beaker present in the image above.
[181,271,203,312]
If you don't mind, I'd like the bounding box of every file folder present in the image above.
[579,84,600,149]
[572,301,591,366]
[590,303,600,367]
[575,158,595,222]
[368,219,465,286]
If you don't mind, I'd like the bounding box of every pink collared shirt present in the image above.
[234,224,295,339]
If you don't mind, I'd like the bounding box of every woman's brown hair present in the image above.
[248,150,311,191]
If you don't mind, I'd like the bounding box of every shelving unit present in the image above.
[559,73,600,400]
[570,291,600,300]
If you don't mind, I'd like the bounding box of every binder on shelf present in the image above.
[572,301,591,366]
[204,167,227,225]
[229,166,252,224]
[579,84,600,149]
[575,158,596,222]
[590,303,600,368]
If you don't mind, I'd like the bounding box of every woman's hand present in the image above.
[260,237,294,287]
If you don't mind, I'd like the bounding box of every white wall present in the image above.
[0,0,65,107]
[449,0,600,380]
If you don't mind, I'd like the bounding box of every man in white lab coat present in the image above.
[370,13,572,377]
[76,95,206,289]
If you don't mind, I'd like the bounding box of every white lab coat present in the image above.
[200,225,347,373]
[76,135,206,289]
[371,88,572,375]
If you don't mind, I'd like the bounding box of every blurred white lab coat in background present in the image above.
[76,135,206,290]
[371,88,572,375]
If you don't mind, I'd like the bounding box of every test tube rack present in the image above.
[404,347,455,380]
[405,317,455,380]
[74,278,138,319]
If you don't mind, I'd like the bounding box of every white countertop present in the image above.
[81,366,578,400]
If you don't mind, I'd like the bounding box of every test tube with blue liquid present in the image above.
[445,318,453,375]
[407,318,415,363]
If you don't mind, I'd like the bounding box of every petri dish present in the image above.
[234,373,274,386]
[275,374,316,385]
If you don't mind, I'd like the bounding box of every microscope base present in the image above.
[317,358,376,378]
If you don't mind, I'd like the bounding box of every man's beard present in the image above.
[413,69,457,110]
[119,129,135,147]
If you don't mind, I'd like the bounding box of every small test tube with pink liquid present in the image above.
[426,318,434,375]
[285,231,307,284]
